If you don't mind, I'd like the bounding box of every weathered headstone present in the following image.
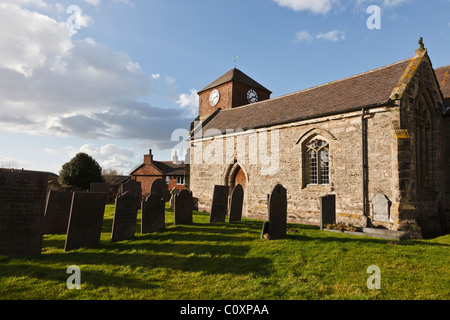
[151,178,168,202]
[229,184,244,222]
[210,185,229,223]
[121,179,142,209]
[169,187,179,209]
[43,190,73,235]
[64,192,107,252]
[174,189,193,225]
[268,184,287,239]
[372,193,390,223]
[141,193,165,234]
[320,194,336,230]
[111,191,139,242]
[90,182,110,203]
[0,171,48,256]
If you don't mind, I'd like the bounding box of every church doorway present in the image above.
[232,166,247,191]
[225,163,248,217]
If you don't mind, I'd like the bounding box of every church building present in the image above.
[188,41,450,238]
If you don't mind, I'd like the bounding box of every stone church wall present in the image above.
[189,106,402,229]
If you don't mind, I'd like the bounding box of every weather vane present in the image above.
[233,55,239,69]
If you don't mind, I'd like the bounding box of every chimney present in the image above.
[144,149,153,164]
[172,151,179,164]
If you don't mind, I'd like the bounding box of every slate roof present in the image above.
[201,58,413,136]
[198,68,272,94]
[152,161,186,176]
[434,65,450,108]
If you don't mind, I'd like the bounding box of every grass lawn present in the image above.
[0,204,449,300]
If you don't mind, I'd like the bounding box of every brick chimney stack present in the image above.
[144,149,153,164]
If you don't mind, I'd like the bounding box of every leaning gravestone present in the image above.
[151,178,168,202]
[0,171,48,256]
[174,189,193,225]
[320,195,336,230]
[268,184,287,240]
[229,184,244,222]
[169,187,179,209]
[372,193,390,223]
[210,185,229,223]
[64,192,107,252]
[43,190,73,235]
[141,193,165,233]
[111,191,139,242]
[122,179,142,209]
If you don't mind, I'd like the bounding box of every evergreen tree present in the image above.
[59,152,104,189]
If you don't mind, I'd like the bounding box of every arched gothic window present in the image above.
[306,139,330,185]
[416,98,433,191]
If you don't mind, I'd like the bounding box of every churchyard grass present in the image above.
[0,204,449,300]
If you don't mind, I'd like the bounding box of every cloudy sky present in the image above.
[1,0,450,174]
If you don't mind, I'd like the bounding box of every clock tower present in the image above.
[197,68,272,121]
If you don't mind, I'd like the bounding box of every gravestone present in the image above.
[141,193,165,234]
[210,185,229,223]
[169,187,179,209]
[111,191,139,242]
[260,221,270,239]
[372,193,390,223]
[90,182,110,203]
[0,171,48,256]
[268,184,287,239]
[64,192,107,252]
[43,190,73,235]
[229,184,244,222]
[122,179,142,209]
[174,189,193,225]
[151,179,168,202]
[320,195,336,230]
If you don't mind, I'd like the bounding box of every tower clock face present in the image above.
[209,89,220,107]
[247,89,258,104]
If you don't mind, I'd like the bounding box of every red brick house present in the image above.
[130,149,186,199]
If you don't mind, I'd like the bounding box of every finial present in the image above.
[232,55,239,69]
[418,37,425,50]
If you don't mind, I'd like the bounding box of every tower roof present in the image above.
[197,68,272,94]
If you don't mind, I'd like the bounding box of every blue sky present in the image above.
[1,0,450,175]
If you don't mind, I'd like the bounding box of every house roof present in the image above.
[434,65,450,108]
[198,68,272,94]
[200,57,413,136]
[152,161,186,176]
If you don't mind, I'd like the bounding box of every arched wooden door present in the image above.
[233,166,247,191]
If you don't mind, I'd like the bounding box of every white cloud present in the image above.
[273,0,338,14]
[65,143,137,172]
[0,3,194,150]
[294,29,345,43]
[83,0,101,6]
[382,0,412,7]
[44,148,60,154]
[176,89,199,115]
[152,73,161,80]
[316,29,346,42]
[0,3,73,77]
[295,30,314,43]
[0,155,33,169]
[165,75,176,85]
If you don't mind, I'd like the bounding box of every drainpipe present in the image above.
[361,107,368,227]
